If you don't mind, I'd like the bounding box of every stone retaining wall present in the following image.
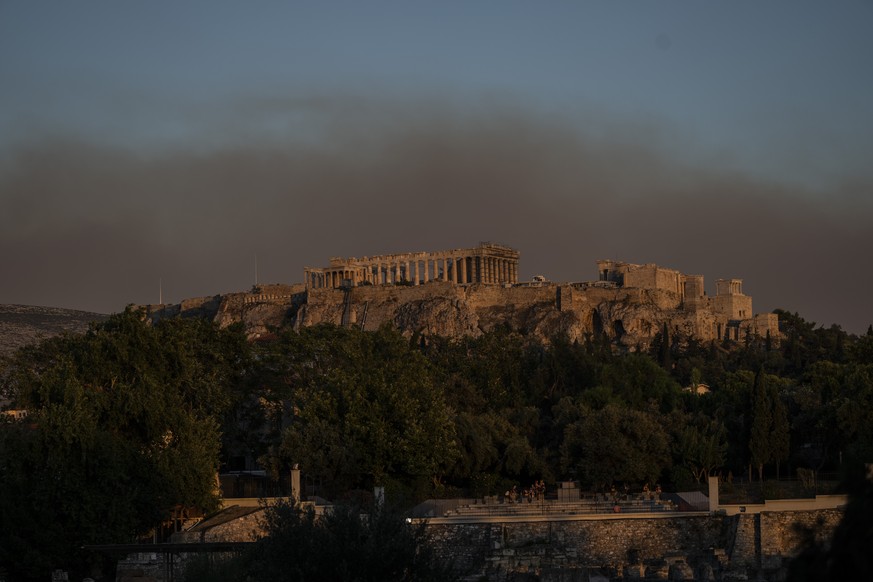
[115,508,842,581]
[427,516,725,579]
[760,509,842,558]
[424,510,841,580]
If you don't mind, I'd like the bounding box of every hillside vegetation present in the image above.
[1,307,872,580]
[0,304,107,358]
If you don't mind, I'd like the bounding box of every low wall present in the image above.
[424,509,842,580]
[115,507,844,581]
[426,515,725,578]
[717,494,847,515]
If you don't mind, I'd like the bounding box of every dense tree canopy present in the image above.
[560,403,670,487]
[2,306,872,580]
[0,309,249,580]
[258,325,458,497]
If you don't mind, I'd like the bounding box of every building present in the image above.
[595,259,776,342]
[304,242,520,289]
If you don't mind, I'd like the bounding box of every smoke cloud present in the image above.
[1,97,870,332]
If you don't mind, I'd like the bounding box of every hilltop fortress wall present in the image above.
[139,245,779,347]
[298,279,776,349]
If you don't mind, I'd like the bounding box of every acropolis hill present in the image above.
[142,242,779,348]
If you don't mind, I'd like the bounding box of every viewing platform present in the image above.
[413,490,689,525]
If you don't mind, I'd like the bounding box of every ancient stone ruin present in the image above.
[296,244,778,347]
[141,243,779,348]
[304,241,520,288]
[593,259,776,343]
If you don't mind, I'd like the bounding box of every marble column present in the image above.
[459,256,467,284]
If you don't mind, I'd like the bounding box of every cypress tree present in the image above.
[749,369,772,482]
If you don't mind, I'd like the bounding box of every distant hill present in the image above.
[0,304,108,358]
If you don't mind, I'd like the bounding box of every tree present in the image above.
[265,325,458,496]
[771,383,791,478]
[560,403,671,488]
[675,414,728,483]
[834,363,873,463]
[183,499,456,582]
[749,370,774,482]
[448,410,540,481]
[225,500,456,582]
[598,353,683,412]
[0,309,247,580]
[748,370,790,482]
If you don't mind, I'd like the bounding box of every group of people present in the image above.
[504,479,546,503]
[641,482,662,500]
[501,480,662,505]
[608,482,662,512]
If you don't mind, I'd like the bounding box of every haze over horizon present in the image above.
[2,2,871,333]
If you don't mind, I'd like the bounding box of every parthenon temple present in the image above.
[304,242,520,289]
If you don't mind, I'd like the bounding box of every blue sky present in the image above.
[4,1,871,184]
[1,1,872,331]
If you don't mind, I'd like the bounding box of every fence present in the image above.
[718,473,840,505]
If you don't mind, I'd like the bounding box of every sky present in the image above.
[1,1,872,333]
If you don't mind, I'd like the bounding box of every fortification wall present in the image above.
[746,312,780,341]
[624,266,684,296]
[297,281,770,348]
[713,294,753,320]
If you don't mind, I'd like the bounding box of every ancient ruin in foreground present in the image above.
[145,242,779,348]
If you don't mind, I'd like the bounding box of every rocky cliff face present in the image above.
[141,280,774,349]
[296,282,690,348]
[142,284,307,340]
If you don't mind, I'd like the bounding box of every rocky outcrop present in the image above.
[142,284,306,340]
[300,282,700,348]
[142,279,776,349]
